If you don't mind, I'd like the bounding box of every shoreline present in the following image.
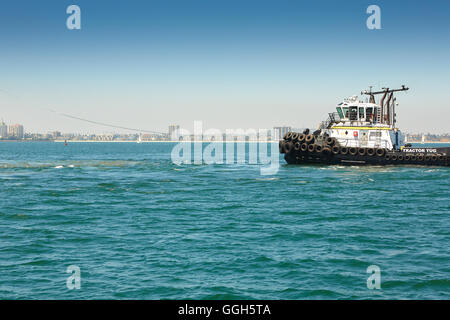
[53,140,275,143]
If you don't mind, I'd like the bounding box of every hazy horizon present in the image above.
[1,0,449,134]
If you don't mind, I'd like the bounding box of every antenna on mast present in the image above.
[361,86,376,103]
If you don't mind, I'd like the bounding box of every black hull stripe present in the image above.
[284,152,449,166]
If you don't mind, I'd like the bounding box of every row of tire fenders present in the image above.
[279,131,446,162]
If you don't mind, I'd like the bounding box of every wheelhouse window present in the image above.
[342,107,349,118]
[359,107,365,120]
[336,107,344,118]
[366,107,373,120]
[349,106,358,120]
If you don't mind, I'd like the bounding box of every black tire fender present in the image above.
[284,141,294,153]
[358,148,366,156]
[305,134,315,144]
[325,137,335,146]
[298,134,306,143]
[376,148,385,157]
[315,144,323,153]
[331,146,340,154]
[301,143,308,152]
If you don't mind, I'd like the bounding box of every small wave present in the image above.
[412,279,450,289]
[0,160,147,169]
[200,293,254,300]
[424,168,445,173]
[8,213,29,220]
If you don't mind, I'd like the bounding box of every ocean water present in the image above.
[0,141,449,300]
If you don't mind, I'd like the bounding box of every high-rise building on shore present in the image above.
[8,124,24,139]
[0,120,7,138]
[273,126,291,141]
[168,124,180,140]
[52,131,61,139]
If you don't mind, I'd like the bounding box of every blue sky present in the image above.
[0,0,449,133]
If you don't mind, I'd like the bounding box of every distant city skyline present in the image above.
[0,117,448,143]
[0,0,449,134]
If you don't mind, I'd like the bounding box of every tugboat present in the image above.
[279,86,449,166]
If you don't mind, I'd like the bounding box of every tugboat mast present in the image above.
[361,85,409,97]
[361,85,409,127]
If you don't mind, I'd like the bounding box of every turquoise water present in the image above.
[0,142,449,299]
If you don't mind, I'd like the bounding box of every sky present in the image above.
[0,0,449,134]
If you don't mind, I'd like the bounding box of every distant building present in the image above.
[94,134,113,141]
[168,124,180,140]
[0,120,7,138]
[8,124,24,139]
[52,131,61,139]
[273,126,291,141]
[141,133,160,141]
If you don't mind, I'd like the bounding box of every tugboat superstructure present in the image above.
[279,86,449,166]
